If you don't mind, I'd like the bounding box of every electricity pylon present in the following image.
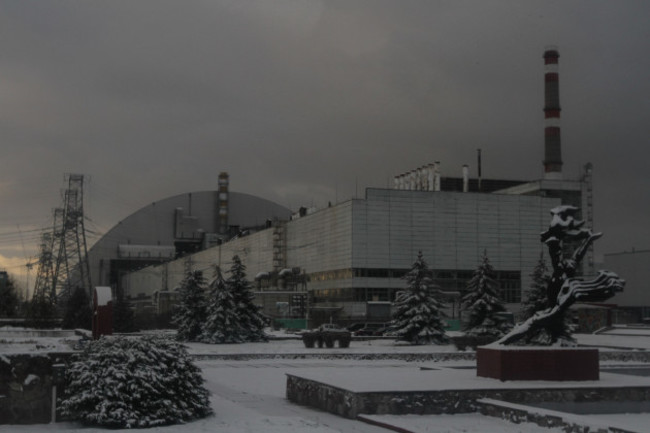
[52,174,92,302]
[31,231,56,304]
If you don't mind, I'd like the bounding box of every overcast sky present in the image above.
[1,0,648,289]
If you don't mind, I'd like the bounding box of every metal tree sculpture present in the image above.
[497,205,624,346]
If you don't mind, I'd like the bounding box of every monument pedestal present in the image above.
[477,346,599,381]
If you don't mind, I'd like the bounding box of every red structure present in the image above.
[543,48,563,178]
[92,286,113,339]
[477,346,599,381]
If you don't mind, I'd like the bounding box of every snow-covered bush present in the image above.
[58,335,212,428]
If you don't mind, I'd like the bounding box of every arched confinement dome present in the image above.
[87,190,292,289]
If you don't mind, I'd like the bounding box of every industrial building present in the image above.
[91,48,608,327]
[122,183,566,325]
[605,250,650,323]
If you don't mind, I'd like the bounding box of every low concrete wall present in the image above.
[0,353,73,425]
[0,330,77,338]
[478,398,637,433]
[192,349,650,363]
[286,373,650,420]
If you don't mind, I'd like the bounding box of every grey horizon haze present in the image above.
[1,0,648,291]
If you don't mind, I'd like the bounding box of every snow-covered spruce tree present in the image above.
[391,251,448,345]
[520,252,550,321]
[58,335,212,428]
[200,265,245,343]
[173,270,207,342]
[226,255,269,342]
[461,251,512,338]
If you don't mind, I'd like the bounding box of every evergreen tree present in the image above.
[200,265,244,343]
[173,270,207,342]
[27,291,58,329]
[521,252,551,321]
[113,292,136,333]
[391,251,448,345]
[226,255,268,342]
[0,274,20,317]
[61,286,93,330]
[461,251,512,338]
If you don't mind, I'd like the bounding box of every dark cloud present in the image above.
[1,0,648,280]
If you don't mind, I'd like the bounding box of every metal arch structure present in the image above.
[52,174,92,302]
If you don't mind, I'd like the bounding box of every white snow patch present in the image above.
[94,286,112,306]
[255,272,270,280]
[360,413,566,433]
[23,374,39,386]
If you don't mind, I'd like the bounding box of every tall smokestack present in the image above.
[217,172,229,234]
[543,47,563,178]
[427,163,435,191]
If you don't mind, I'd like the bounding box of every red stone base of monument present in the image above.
[476,346,599,381]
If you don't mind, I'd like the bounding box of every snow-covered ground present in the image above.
[1,327,649,432]
[0,357,571,433]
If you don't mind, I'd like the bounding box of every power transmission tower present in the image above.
[52,174,92,302]
[32,232,56,303]
[31,207,64,305]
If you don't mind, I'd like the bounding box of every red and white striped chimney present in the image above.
[217,172,229,234]
[543,47,563,179]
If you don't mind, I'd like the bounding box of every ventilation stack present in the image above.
[462,165,469,192]
[543,48,563,179]
[433,161,441,191]
[217,172,229,235]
